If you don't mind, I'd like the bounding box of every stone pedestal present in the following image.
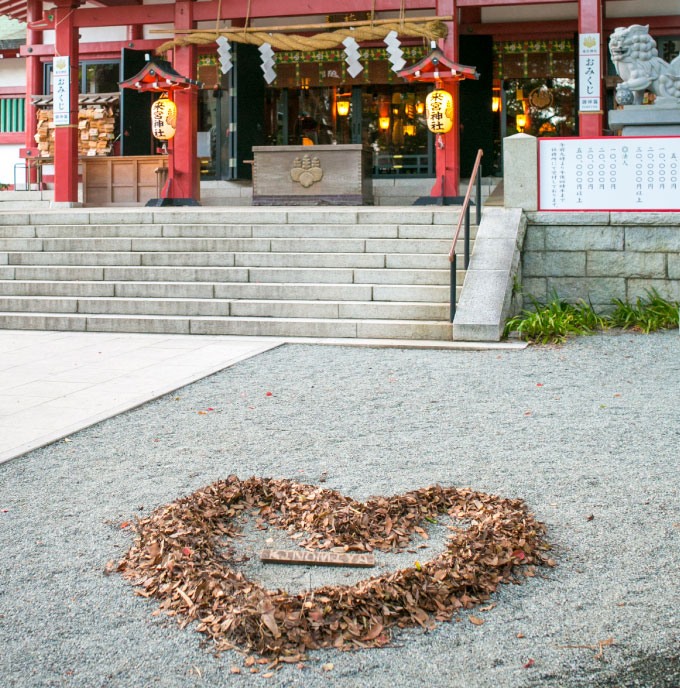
[609,99,680,136]
[502,133,537,211]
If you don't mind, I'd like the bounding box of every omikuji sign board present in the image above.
[578,34,601,113]
[538,137,680,211]
[52,57,70,126]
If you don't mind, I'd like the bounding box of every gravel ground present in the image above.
[1,330,679,688]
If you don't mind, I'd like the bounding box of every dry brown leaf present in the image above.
[363,623,384,641]
[261,612,281,639]
[115,477,550,665]
[230,666,241,674]
[469,616,484,626]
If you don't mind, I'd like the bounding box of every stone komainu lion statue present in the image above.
[609,24,680,104]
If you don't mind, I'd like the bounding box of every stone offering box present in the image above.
[252,144,373,205]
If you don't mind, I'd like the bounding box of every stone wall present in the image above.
[521,211,680,311]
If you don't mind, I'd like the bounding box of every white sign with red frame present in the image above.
[538,136,680,211]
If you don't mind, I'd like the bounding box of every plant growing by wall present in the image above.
[504,288,679,343]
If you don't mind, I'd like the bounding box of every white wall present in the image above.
[0,58,26,88]
[607,0,680,18]
[0,144,23,185]
[483,0,680,24]
[43,25,127,44]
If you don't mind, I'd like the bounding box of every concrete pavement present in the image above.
[0,330,284,464]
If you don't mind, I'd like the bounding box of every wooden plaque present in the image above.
[260,548,375,568]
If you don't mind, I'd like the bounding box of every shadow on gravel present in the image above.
[562,650,680,688]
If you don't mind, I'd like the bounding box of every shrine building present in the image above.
[0,1,679,205]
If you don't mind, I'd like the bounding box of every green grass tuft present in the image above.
[503,292,606,344]
[504,288,678,343]
[609,289,679,333]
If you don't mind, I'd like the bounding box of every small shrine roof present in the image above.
[119,58,202,92]
[398,47,479,83]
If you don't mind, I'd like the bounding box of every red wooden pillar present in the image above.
[53,0,80,204]
[433,0,460,199]
[430,0,460,196]
[25,0,43,185]
[578,0,604,137]
[170,1,199,202]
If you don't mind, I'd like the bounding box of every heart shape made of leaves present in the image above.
[113,476,552,661]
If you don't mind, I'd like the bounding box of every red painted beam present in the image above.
[20,39,167,58]
[0,86,25,95]
[458,0,571,4]
[462,15,680,38]
[69,0,437,27]
[195,0,436,21]
[0,2,27,13]
[73,3,173,27]
[0,132,25,144]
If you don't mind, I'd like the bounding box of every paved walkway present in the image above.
[0,330,284,464]
[0,330,526,465]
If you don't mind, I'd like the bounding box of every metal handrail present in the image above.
[448,148,483,322]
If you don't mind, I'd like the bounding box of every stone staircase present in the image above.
[0,207,477,340]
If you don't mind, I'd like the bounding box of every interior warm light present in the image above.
[492,96,501,112]
[403,124,415,136]
[336,100,350,117]
[416,102,425,114]
[379,117,390,130]
[150,93,177,140]
[516,113,527,131]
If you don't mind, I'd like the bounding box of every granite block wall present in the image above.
[521,212,680,311]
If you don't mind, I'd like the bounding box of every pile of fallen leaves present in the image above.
[110,476,553,663]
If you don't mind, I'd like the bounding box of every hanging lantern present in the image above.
[516,113,527,132]
[379,117,390,130]
[151,93,177,140]
[492,95,501,113]
[425,89,453,134]
[336,100,350,117]
[416,101,425,115]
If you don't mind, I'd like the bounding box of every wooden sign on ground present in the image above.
[260,548,376,567]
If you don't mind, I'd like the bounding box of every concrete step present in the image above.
[3,248,472,270]
[0,235,475,255]
[0,207,464,226]
[0,222,476,241]
[0,280,455,302]
[0,264,453,285]
[0,296,449,321]
[0,311,452,340]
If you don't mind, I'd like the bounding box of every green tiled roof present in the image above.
[0,15,26,42]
